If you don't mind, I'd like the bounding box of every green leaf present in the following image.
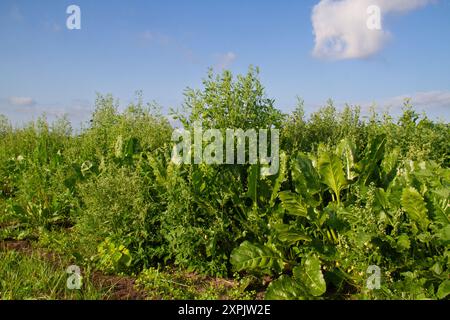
[293,255,326,297]
[401,187,430,231]
[291,153,321,196]
[265,275,305,300]
[431,189,450,225]
[246,164,259,204]
[438,224,450,243]
[437,280,450,299]
[430,262,442,275]
[396,234,411,251]
[114,135,123,158]
[356,134,386,186]
[230,241,283,273]
[269,152,287,207]
[335,138,358,180]
[381,147,400,184]
[273,224,311,244]
[318,151,347,204]
[278,231,312,244]
[118,252,132,267]
[278,191,308,217]
[374,188,390,212]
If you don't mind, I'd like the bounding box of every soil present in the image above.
[0,239,146,300]
[0,239,31,252]
[91,271,145,300]
[0,239,266,300]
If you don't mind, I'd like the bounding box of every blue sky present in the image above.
[1,0,449,126]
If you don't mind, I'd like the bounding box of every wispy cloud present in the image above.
[8,96,36,107]
[311,0,435,60]
[139,30,197,63]
[309,90,450,120]
[28,99,92,118]
[347,90,450,119]
[0,97,94,127]
[383,90,450,109]
[140,30,171,46]
[9,4,24,22]
[43,21,62,33]
[215,52,237,70]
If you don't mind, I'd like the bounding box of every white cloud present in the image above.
[215,52,237,70]
[140,30,171,46]
[141,30,154,41]
[311,0,435,60]
[349,90,450,119]
[383,90,450,109]
[8,96,36,107]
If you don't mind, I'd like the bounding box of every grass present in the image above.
[0,236,260,300]
[0,250,105,300]
[135,267,258,300]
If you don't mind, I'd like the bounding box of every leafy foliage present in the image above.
[0,68,449,300]
[231,241,284,274]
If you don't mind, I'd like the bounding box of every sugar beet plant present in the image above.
[231,134,449,299]
[0,67,449,300]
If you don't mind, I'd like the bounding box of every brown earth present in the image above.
[0,239,145,300]
[0,239,265,300]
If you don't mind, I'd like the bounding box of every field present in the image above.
[0,68,449,300]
